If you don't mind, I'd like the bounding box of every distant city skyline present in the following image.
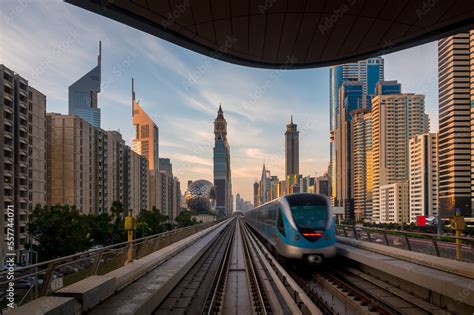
[0,1,439,201]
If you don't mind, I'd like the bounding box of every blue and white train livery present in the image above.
[245,193,336,263]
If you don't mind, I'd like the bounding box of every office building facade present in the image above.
[379,182,410,224]
[438,31,473,217]
[68,42,101,128]
[315,175,329,196]
[131,79,160,211]
[371,91,427,222]
[329,57,384,206]
[335,81,365,218]
[409,133,439,222]
[352,110,373,221]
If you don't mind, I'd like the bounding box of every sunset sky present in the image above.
[1,0,439,201]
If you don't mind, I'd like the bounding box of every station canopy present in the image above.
[66,0,474,68]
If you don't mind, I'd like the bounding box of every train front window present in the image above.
[290,205,328,230]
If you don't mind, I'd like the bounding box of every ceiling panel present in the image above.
[66,0,474,68]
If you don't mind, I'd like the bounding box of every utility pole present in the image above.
[124,210,135,264]
[450,209,465,261]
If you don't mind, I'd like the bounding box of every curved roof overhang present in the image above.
[66,0,474,69]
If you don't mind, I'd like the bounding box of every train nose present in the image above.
[307,255,323,264]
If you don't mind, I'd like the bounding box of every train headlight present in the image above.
[295,235,301,241]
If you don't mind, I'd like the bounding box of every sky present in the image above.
[0,0,438,202]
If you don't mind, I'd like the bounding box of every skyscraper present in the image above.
[371,88,427,222]
[213,105,232,217]
[350,80,402,221]
[1,65,47,257]
[352,110,372,221]
[409,133,438,222]
[285,115,299,177]
[159,158,179,219]
[335,81,365,218]
[68,41,101,128]
[438,31,473,217]
[131,79,160,210]
[253,181,259,207]
[235,193,241,211]
[329,57,384,205]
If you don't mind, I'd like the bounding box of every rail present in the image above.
[336,224,474,262]
[0,219,223,306]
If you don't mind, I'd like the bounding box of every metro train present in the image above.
[245,193,336,263]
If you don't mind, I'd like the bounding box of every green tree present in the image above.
[28,204,91,261]
[135,207,170,237]
[110,200,125,219]
[86,212,115,246]
[175,211,196,228]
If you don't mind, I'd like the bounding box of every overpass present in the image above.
[4,217,474,314]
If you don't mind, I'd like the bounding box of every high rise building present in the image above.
[257,164,281,204]
[335,81,365,218]
[0,65,47,257]
[285,115,299,177]
[253,181,259,207]
[68,42,101,128]
[259,163,271,204]
[107,131,149,214]
[299,175,315,193]
[127,148,149,215]
[315,174,329,196]
[173,177,181,219]
[47,114,148,216]
[235,193,241,211]
[352,110,373,221]
[438,31,473,217]
[158,158,179,219]
[471,31,474,215]
[47,114,102,214]
[329,57,384,205]
[409,133,438,223]
[131,79,160,211]
[107,131,126,211]
[379,182,409,224]
[29,87,47,211]
[213,105,232,217]
[371,87,427,222]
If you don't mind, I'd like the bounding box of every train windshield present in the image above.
[287,194,328,230]
[290,205,328,230]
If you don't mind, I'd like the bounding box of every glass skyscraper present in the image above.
[329,57,384,209]
[68,41,101,128]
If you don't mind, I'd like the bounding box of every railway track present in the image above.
[156,217,444,314]
[155,218,321,314]
[154,219,236,314]
[289,263,450,315]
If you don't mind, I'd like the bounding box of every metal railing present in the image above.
[336,225,474,263]
[0,220,223,306]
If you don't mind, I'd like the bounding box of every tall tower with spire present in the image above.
[285,115,299,177]
[68,41,102,127]
[131,78,160,210]
[213,104,232,217]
